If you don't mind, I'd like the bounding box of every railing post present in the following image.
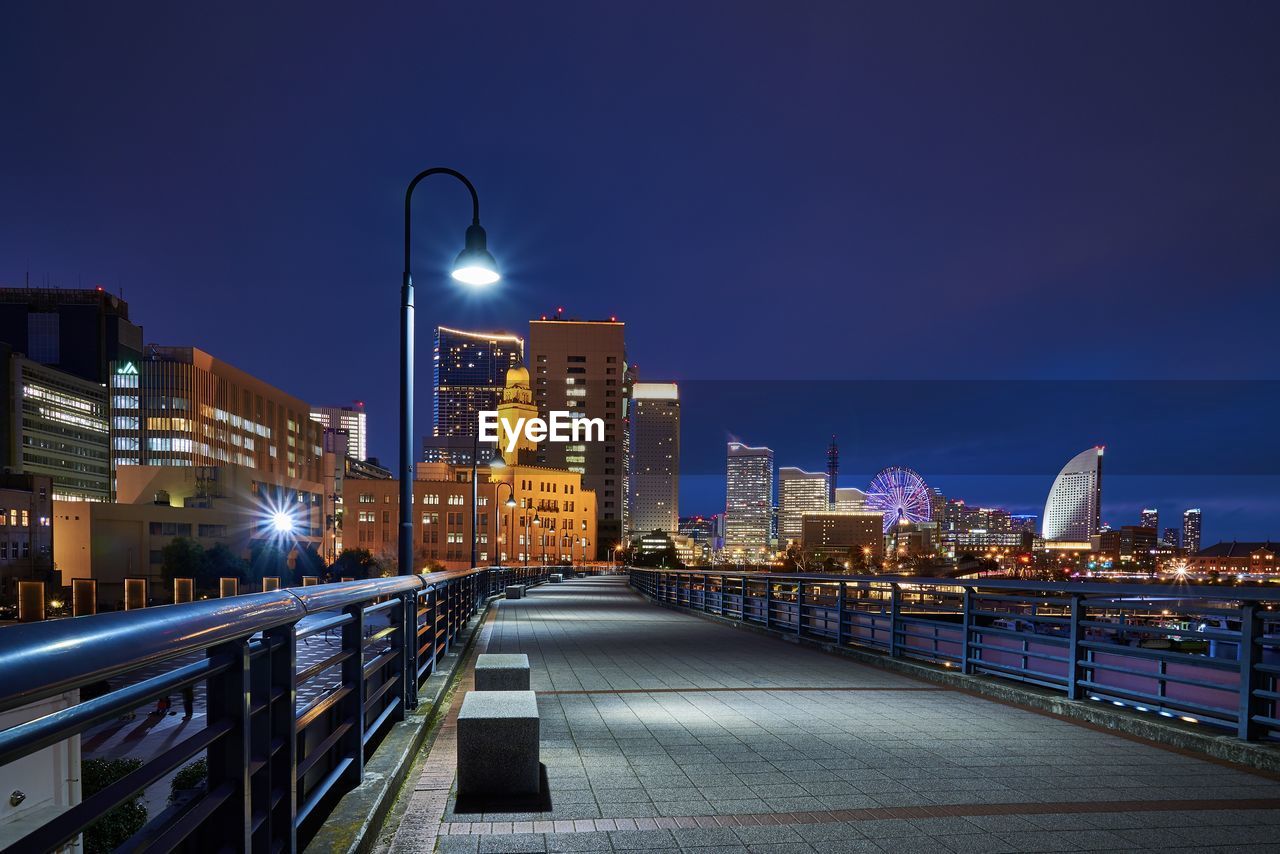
[205,638,252,851]
[739,575,746,621]
[340,603,366,789]
[961,588,975,675]
[764,578,773,629]
[702,574,710,612]
[835,581,846,647]
[1238,602,1264,740]
[889,583,901,657]
[402,588,419,712]
[1067,592,1084,700]
[796,581,804,637]
[263,624,297,852]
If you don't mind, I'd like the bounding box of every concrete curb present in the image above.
[305,595,496,854]
[642,593,1280,777]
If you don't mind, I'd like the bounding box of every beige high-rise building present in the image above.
[627,382,679,536]
[528,317,627,557]
[108,346,325,489]
[778,467,828,545]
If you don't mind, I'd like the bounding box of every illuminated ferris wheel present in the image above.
[865,466,933,533]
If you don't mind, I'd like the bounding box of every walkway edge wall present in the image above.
[639,592,1280,776]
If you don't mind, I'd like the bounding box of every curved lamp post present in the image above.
[495,481,516,567]
[399,168,499,576]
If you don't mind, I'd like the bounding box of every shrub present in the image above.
[81,757,148,853]
[168,757,208,802]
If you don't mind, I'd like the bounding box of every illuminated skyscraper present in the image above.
[310,402,368,461]
[778,467,828,544]
[1183,508,1202,555]
[627,382,679,535]
[1140,508,1159,531]
[1162,526,1180,548]
[725,442,773,556]
[434,326,524,439]
[1042,446,1103,542]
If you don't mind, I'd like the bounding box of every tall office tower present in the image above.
[109,346,325,485]
[2,342,110,501]
[0,286,143,384]
[627,382,680,535]
[724,442,773,557]
[1042,446,1104,542]
[433,326,524,438]
[310,402,368,461]
[1140,508,1159,531]
[1183,508,1202,555]
[528,316,627,557]
[1162,526,1180,548]
[777,467,829,545]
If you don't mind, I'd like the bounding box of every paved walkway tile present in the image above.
[390,576,1280,853]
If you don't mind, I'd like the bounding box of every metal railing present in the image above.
[630,568,1280,741]
[0,564,562,852]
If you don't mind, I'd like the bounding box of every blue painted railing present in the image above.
[630,569,1280,741]
[0,565,561,852]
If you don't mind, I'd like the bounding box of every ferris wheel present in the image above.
[865,466,933,533]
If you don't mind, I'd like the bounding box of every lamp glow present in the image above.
[270,511,295,534]
[451,223,500,286]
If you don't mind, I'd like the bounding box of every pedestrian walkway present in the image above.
[389,576,1280,853]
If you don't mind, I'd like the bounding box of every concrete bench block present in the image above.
[505,584,525,599]
[457,690,540,796]
[475,653,530,691]
[549,573,562,583]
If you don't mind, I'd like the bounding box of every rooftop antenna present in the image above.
[826,434,838,507]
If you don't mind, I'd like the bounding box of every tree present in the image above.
[161,537,205,583]
[202,543,248,588]
[293,544,325,581]
[249,542,291,585]
[82,757,148,852]
[329,547,383,581]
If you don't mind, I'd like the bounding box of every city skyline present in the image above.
[3,5,1278,546]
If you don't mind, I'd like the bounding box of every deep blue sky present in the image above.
[3,3,1278,542]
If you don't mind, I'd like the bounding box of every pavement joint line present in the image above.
[436,796,1280,835]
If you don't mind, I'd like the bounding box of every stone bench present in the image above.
[457,690,540,796]
[505,584,525,600]
[549,573,562,583]
[475,653,530,691]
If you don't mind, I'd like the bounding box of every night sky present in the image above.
[3,3,1278,542]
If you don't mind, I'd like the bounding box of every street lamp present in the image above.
[471,444,504,568]
[399,168,500,576]
[526,512,541,567]
[495,480,516,567]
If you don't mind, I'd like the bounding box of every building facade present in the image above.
[0,286,143,385]
[1042,446,1103,542]
[626,382,679,536]
[108,346,325,492]
[2,344,111,501]
[310,402,368,461]
[434,326,524,439]
[800,511,883,566]
[344,462,596,571]
[724,442,773,558]
[53,462,325,608]
[528,317,627,556]
[1140,508,1159,531]
[0,474,54,599]
[1185,541,1280,577]
[777,467,828,545]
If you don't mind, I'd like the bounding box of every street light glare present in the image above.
[270,511,295,534]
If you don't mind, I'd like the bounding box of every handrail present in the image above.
[0,563,568,852]
[684,568,1280,602]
